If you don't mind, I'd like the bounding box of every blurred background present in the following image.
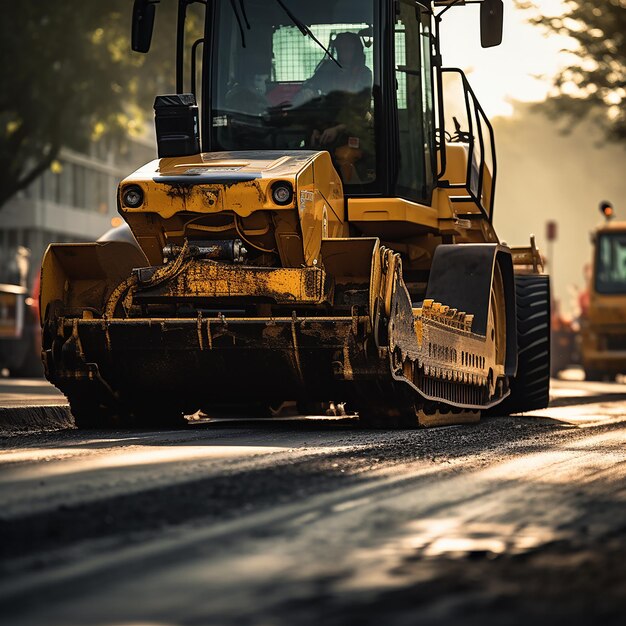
[0,0,624,368]
[441,0,626,321]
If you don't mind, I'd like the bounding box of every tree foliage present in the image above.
[518,0,626,142]
[0,1,189,209]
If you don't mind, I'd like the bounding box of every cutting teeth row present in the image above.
[415,299,474,332]
[422,363,487,386]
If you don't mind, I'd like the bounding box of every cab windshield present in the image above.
[596,232,626,294]
[210,0,377,190]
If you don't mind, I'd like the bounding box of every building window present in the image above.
[73,164,85,209]
[43,169,61,205]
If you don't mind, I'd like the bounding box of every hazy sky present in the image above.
[441,0,573,117]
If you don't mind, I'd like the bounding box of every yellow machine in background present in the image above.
[39,0,550,427]
[581,201,626,381]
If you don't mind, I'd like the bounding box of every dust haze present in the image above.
[492,104,626,317]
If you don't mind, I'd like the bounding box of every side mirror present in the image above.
[480,0,503,48]
[132,0,158,53]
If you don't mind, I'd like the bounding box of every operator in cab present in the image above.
[295,32,374,183]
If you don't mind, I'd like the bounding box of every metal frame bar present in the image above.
[440,67,497,222]
[190,38,205,98]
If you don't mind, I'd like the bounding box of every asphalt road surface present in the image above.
[0,376,624,626]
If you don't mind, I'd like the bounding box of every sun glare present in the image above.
[440,0,575,118]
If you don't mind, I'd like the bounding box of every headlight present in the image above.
[122,185,144,208]
[271,182,293,206]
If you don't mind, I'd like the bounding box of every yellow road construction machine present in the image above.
[40,0,550,427]
[581,201,626,381]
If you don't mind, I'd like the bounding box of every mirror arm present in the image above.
[434,0,465,20]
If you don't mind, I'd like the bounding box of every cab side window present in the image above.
[395,1,435,203]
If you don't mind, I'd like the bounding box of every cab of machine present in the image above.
[591,222,626,300]
[204,0,435,203]
[132,0,502,214]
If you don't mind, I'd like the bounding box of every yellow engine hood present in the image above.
[119,150,324,219]
[115,149,345,267]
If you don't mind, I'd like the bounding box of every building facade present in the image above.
[0,138,155,287]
